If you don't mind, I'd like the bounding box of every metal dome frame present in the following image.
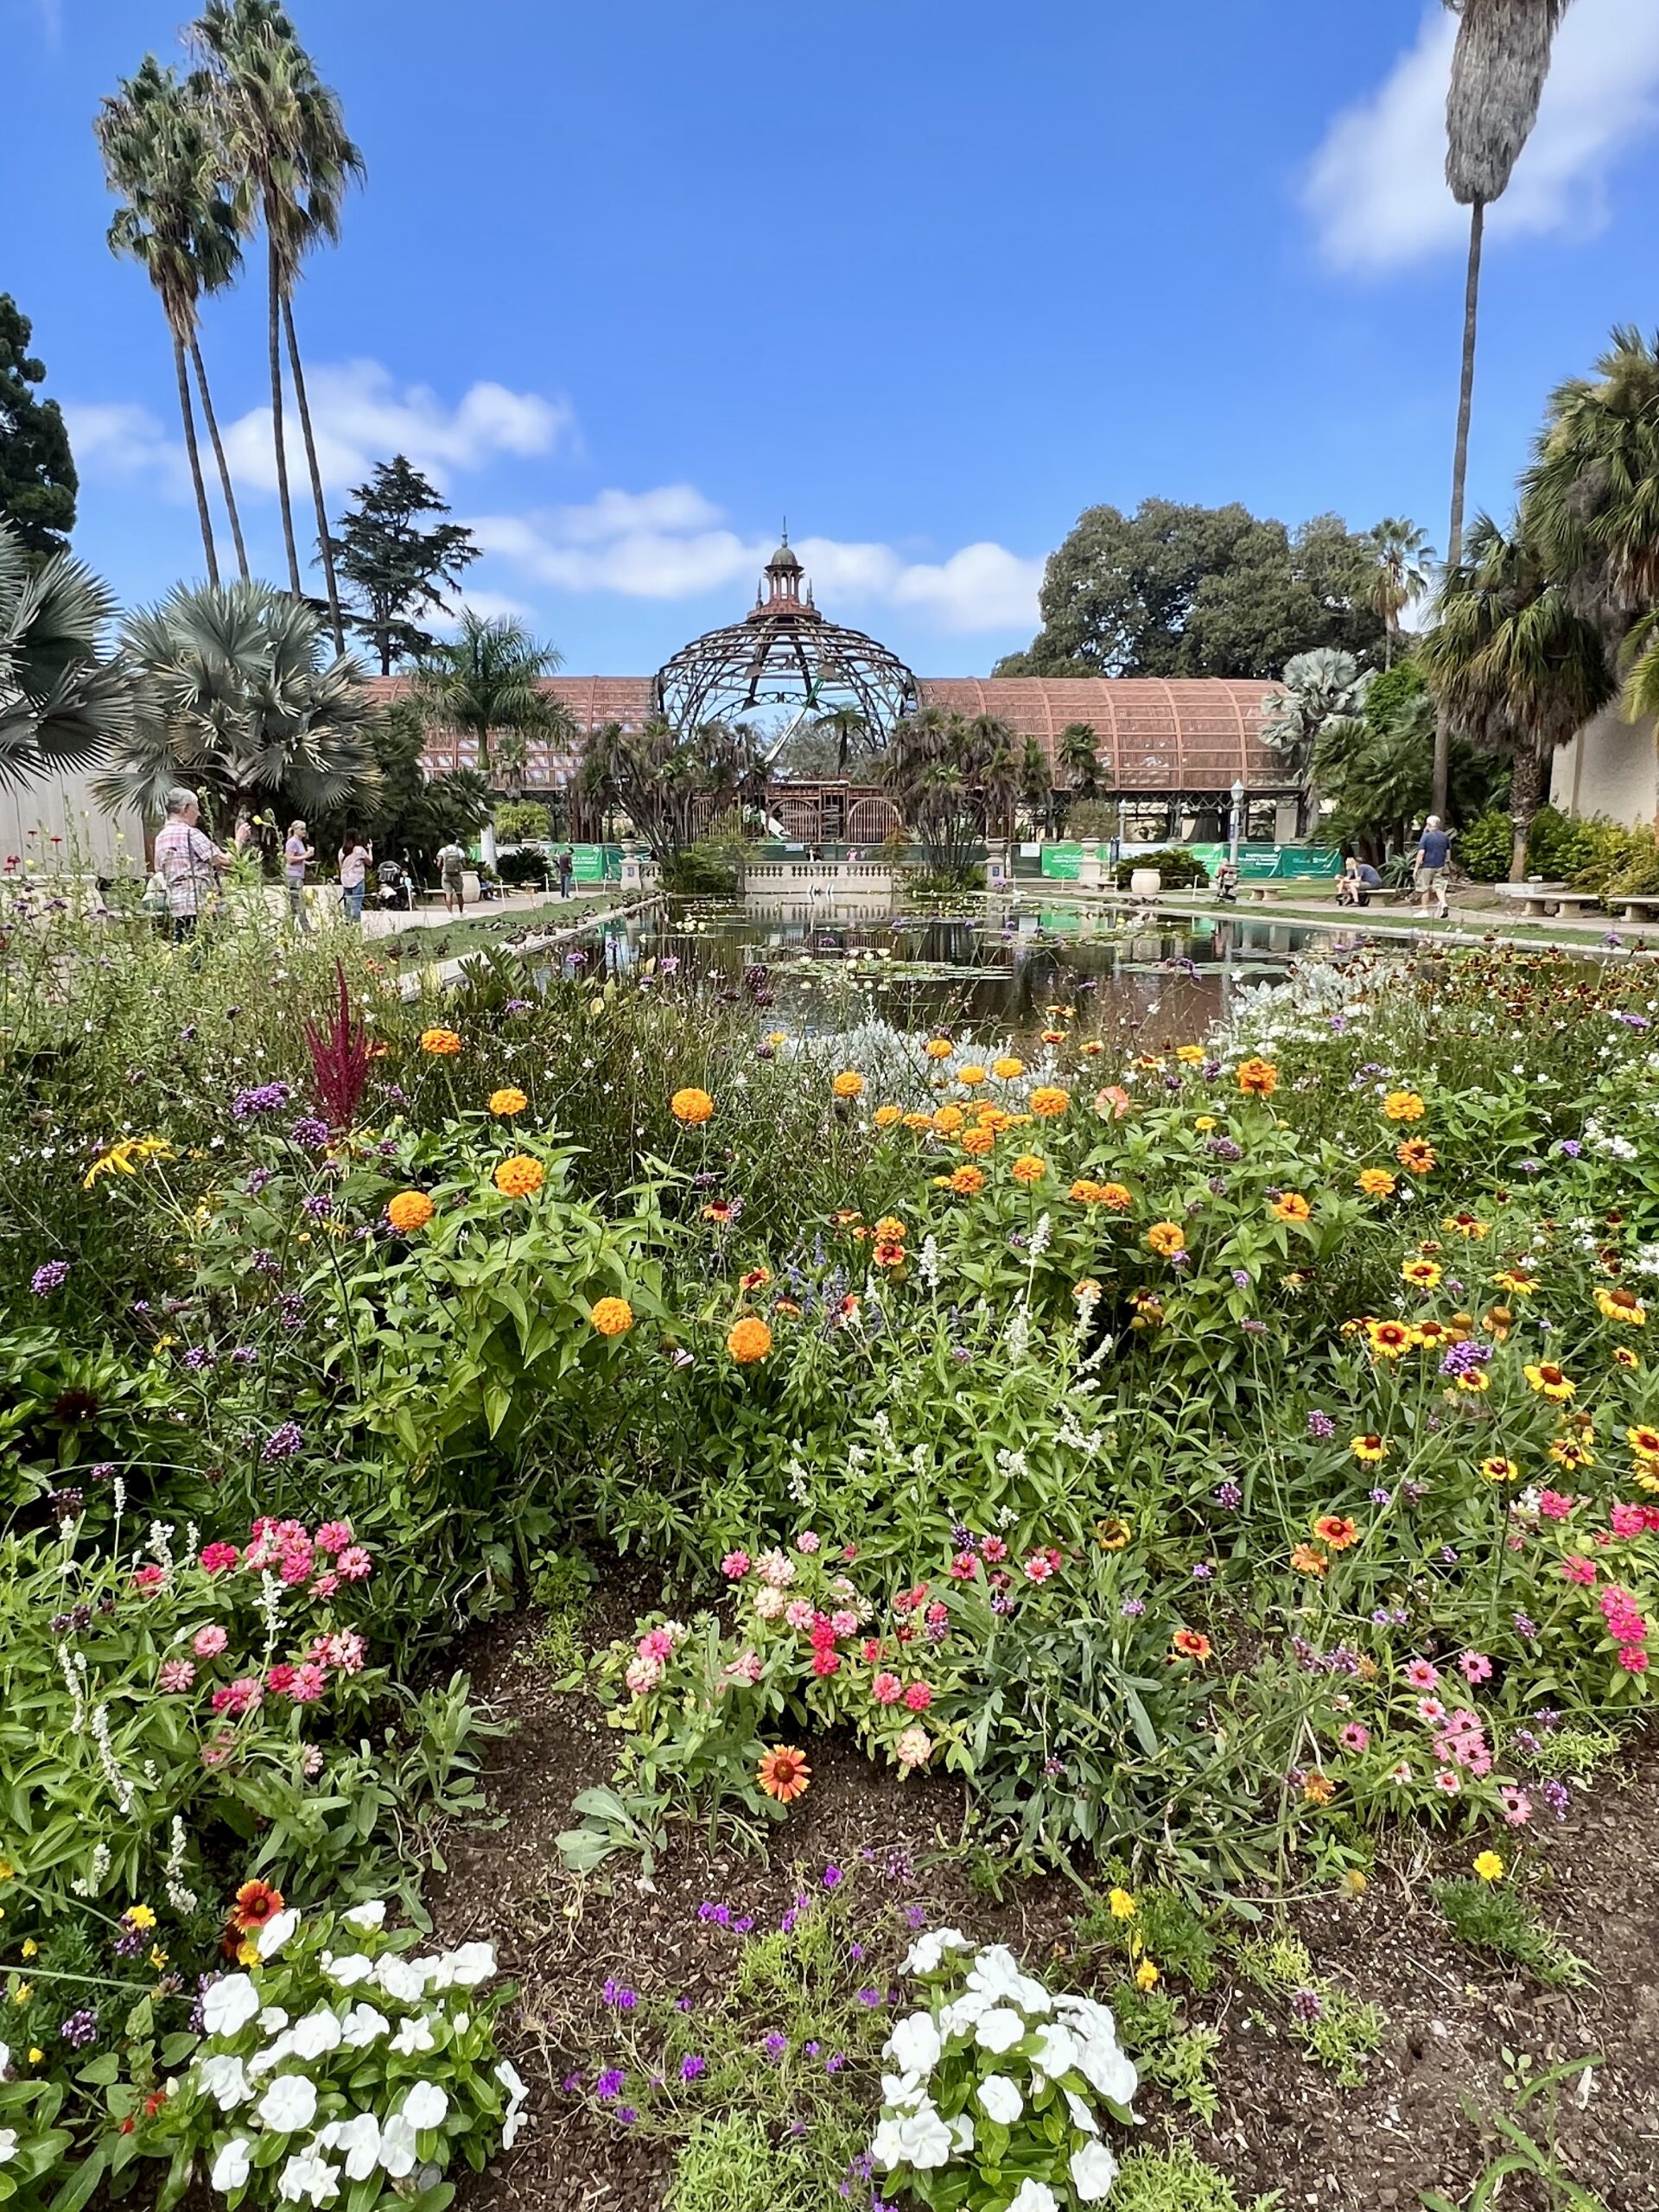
[653,535,919,752]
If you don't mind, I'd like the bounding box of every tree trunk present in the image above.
[283,297,346,655]
[190,338,250,583]
[1509,741,1544,884]
[173,332,219,586]
[267,233,302,595]
[1435,198,1485,820]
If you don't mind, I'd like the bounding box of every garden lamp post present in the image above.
[1229,779,1245,868]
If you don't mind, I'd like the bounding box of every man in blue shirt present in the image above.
[1413,816,1454,918]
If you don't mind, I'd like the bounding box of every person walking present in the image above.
[1412,816,1454,920]
[436,837,468,914]
[338,830,372,924]
[152,786,231,944]
[557,843,575,899]
[283,820,315,930]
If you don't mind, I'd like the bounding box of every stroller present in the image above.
[375,857,415,912]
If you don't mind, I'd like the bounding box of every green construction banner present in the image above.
[1039,842,1339,883]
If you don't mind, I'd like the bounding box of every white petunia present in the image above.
[209,2135,251,2190]
[257,2007,290,2034]
[0,2132,17,2167]
[894,2101,954,2171]
[1072,2034,1138,2109]
[1006,2183,1060,2212]
[445,1941,497,1986]
[256,2072,318,2135]
[967,1944,1051,2017]
[276,2150,340,2206]
[402,2080,448,2131]
[340,2004,390,2048]
[938,1990,993,2037]
[256,1908,300,1961]
[883,2011,943,2076]
[974,2007,1027,2055]
[869,2117,906,2171]
[503,2104,526,2147]
[949,2112,976,2153]
[247,2029,296,2080]
[322,1953,375,1989]
[201,1974,260,2039]
[195,2051,253,2110]
[289,2008,344,2062]
[1065,2088,1099,2134]
[341,1900,386,1929]
[880,2070,926,2111]
[331,2112,381,2182]
[391,2014,436,2056]
[377,2112,418,2178]
[375,1955,426,2005]
[902,1926,970,1977]
[977,2073,1024,2125]
[1032,2021,1079,2079]
[1071,2139,1121,2202]
[494,2058,528,2109]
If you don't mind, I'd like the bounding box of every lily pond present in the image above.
[575,897,1332,1046]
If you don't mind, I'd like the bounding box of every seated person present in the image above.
[1336,855,1382,907]
[1213,861,1239,903]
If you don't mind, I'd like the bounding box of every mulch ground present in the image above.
[429,1573,1659,2212]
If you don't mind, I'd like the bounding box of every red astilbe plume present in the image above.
[304,962,374,1130]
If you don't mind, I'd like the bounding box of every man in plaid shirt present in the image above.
[151,786,231,941]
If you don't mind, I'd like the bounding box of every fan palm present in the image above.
[1366,519,1434,669]
[1523,327,1659,638]
[1437,0,1575,810]
[1057,721,1099,800]
[1419,512,1612,881]
[95,59,249,586]
[193,2,363,646]
[96,578,378,823]
[0,522,132,793]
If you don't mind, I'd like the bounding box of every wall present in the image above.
[1551,707,1658,830]
[0,770,137,875]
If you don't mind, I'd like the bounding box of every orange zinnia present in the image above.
[1396,1140,1436,1174]
[960,1126,995,1156]
[1011,1154,1047,1185]
[671,1086,715,1125]
[1382,1090,1425,1122]
[728,1316,773,1363]
[419,1027,461,1056]
[950,1166,986,1195]
[931,1106,965,1134]
[230,1878,284,1933]
[488,1087,527,1116]
[1357,1168,1396,1198]
[874,1104,903,1128]
[1236,1057,1277,1096]
[494,1154,545,1198]
[590,1297,634,1337]
[1030,1086,1071,1118]
[1272,1192,1312,1224]
[1146,1221,1185,1257]
[757,1745,811,1802]
[832,1070,866,1099]
[1290,1542,1329,1577]
[924,1037,955,1060]
[385,1190,434,1233]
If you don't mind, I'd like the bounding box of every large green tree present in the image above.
[0,296,78,563]
[307,697,490,874]
[95,58,249,587]
[325,455,479,674]
[1315,657,1508,861]
[0,521,130,791]
[578,715,763,863]
[1437,0,1575,813]
[995,499,1386,678]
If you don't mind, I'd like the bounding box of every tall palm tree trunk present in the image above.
[172,330,219,586]
[190,338,250,583]
[1509,739,1543,884]
[266,232,302,595]
[1435,199,1485,819]
[283,298,346,654]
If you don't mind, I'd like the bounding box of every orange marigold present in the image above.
[1098,1181,1133,1211]
[1146,1220,1185,1257]
[1029,1085,1071,1118]
[493,1155,545,1198]
[958,1065,988,1086]
[1236,1057,1277,1096]
[589,1296,634,1337]
[671,1086,715,1125]
[949,1166,987,1196]
[488,1087,527,1116]
[960,1126,996,1156]
[832,1070,866,1099]
[1011,1154,1047,1185]
[728,1316,773,1363]
[385,1190,434,1233]
[419,1027,462,1056]
[874,1216,906,1241]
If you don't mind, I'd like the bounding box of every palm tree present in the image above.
[808,702,874,779]
[1366,518,1434,669]
[1419,512,1613,881]
[96,577,378,823]
[414,612,561,862]
[1018,734,1053,837]
[1057,721,1099,801]
[194,2,364,647]
[1436,0,1576,812]
[0,522,132,791]
[95,59,249,584]
[493,728,530,803]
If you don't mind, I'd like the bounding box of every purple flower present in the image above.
[1306,1410,1336,1440]
[1290,1988,1324,2023]
[1440,1340,1491,1378]
[292,1117,331,1150]
[31,1260,70,1297]
[763,2034,787,2058]
[1541,1778,1571,1818]
[615,2106,638,2126]
[1534,1707,1561,1730]
[301,1193,334,1219]
[904,1904,927,1930]
[1241,1316,1268,1334]
[855,1987,881,2007]
[1556,1139,1583,1158]
[245,1166,275,1196]
[602,1978,638,2011]
[232,1081,291,1121]
[278,1294,305,1331]
[822,1864,843,1890]
[1215,1480,1243,1508]
[184,1347,214,1371]
[1368,1487,1392,1507]
[231,1345,259,1365]
[595,2069,626,2101]
[561,2072,583,2094]
[261,1420,303,1463]
[1513,1611,1538,1639]
[1230,1268,1250,1288]
[1121,1597,1145,1618]
[1192,1561,1214,1580]
[60,2008,99,2048]
[680,2054,706,2081]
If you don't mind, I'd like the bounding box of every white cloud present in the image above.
[1306,0,1659,271]
[470,496,1042,632]
[61,401,190,495]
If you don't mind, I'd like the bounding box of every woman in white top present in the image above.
[338,833,372,923]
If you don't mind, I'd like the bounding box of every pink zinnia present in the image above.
[265,1664,297,1696]
[335,1546,372,1580]
[830,1609,858,1638]
[1403,1658,1439,1690]
[1459,1650,1493,1684]
[725,1649,763,1685]
[278,1544,315,1586]
[871,1670,903,1706]
[211,1675,261,1717]
[638,1627,676,1662]
[199,1541,240,1573]
[904,1681,933,1713]
[949,1552,977,1580]
[1618,1645,1650,1673]
[324,1630,365,1674]
[980,1535,1007,1563]
[1561,1555,1598,1585]
[721,1550,752,1580]
[289,1662,327,1703]
[785,1600,815,1631]
[1338,1722,1370,1752]
[1536,1490,1573,1521]
[315,1520,353,1554]
[193,1624,229,1659]
[1610,1503,1647,1538]
[158,1658,195,1693]
[811,1649,841,1676]
[309,1572,340,1599]
[131,1564,165,1590]
[796,1531,821,1554]
[1023,1553,1055,1583]
[200,1736,234,1768]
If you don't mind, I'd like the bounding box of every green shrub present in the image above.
[1522,805,1600,884]
[1458,810,1515,881]
[1433,1877,1588,1988]
[659,844,741,895]
[494,846,550,887]
[1113,2143,1281,2212]
[1114,847,1209,889]
[494,799,550,843]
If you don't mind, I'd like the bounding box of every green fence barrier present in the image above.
[1039,842,1339,883]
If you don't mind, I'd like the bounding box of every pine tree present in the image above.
[327,455,479,673]
[0,296,78,563]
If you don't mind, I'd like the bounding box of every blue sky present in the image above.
[7,0,1659,676]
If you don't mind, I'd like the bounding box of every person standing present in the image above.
[436,837,468,914]
[152,786,230,943]
[283,820,315,929]
[1412,815,1454,919]
[557,843,575,899]
[233,809,254,854]
[338,831,372,924]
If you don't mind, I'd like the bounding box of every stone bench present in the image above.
[1618,896,1659,924]
[1491,883,1602,921]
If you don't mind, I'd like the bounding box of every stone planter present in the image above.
[1129,868,1162,899]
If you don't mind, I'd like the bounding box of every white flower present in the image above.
[893,2101,954,2171]
[1032,2021,1079,2078]
[494,2059,528,2107]
[257,2073,318,2135]
[903,1926,970,1977]
[257,2007,290,2034]
[376,1955,426,2005]
[1072,2033,1138,2109]
[1065,2088,1099,2134]
[402,2080,448,2131]
[869,2117,906,2171]
[341,2004,390,2048]
[880,2069,926,2110]
[883,2012,943,2075]
[950,2111,976,2153]
[445,1941,497,1986]
[974,2007,1027,2054]
[377,2112,418,2178]
[201,1973,261,2039]
[0,2044,10,2080]
[329,2113,381,2182]
[977,2073,1024,2125]
[391,2013,436,2056]
[1006,2183,1060,2212]
[341,1900,386,1929]
[276,2151,340,2206]
[938,1990,993,2037]
[322,1952,375,1988]
[209,2136,251,2190]
[195,2051,253,2110]
[247,2030,296,2080]
[289,2008,344,2062]
[0,2132,16,2167]
[967,1944,1052,2017]
[1071,2140,1121,2202]
[257,1908,300,1961]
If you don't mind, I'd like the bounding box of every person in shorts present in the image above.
[436,839,468,913]
[151,786,230,943]
[1412,816,1454,918]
